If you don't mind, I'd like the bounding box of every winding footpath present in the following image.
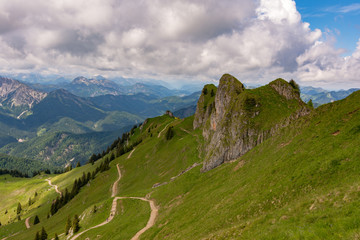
[127,148,136,159]
[71,163,158,240]
[23,178,62,230]
[45,178,62,196]
[158,123,170,138]
[25,217,31,229]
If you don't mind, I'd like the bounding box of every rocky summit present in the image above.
[194,74,311,171]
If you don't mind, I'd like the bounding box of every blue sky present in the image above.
[297,0,360,55]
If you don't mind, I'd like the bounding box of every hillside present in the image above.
[0,128,130,167]
[25,89,106,127]
[1,74,359,239]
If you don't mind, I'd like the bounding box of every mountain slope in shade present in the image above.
[0,76,47,116]
[25,89,106,127]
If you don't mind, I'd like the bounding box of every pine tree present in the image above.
[76,162,81,168]
[289,79,300,95]
[34,192,38,197]
[34,231,40,240]
[40,227,47,240]
[16,202,22,214]
[110,152,115,161]
[211,89,215,97]
[72,214,80,233]
[28,197,32,206]
[165,126,174,140]
[33,215,40,225]
[54,233,59,240]
[308,99,314,108]
[65,216,71,235]
[203,87,208,95]
[92,205,97,213]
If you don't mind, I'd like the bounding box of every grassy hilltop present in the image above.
[1,74,360,239]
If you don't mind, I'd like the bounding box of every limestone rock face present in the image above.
[0,76,47,110]
[193,74,310,172]
[193,84,217,129]
[269,79,301,101]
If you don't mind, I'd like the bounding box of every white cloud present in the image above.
[0,0,359,88]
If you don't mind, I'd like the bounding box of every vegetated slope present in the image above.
[1,74,360,240]
[0,153,48,176]
[173,105,197,118]
[91,92,200,118]
[25,89,106,128]
[0,128,129,167]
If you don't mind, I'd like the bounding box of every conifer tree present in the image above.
[72,214,80,233]
[16,202,22,214]
[33,215,40,225]
[165,126,174,140]
[76,162,81,168]
[40,227,47,240]
[65,216,71,235]
[34,231,40,240]
[289,79,300,95]
[28,197,32,206]
[308,99,314,108]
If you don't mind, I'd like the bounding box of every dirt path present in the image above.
[158,123,170,138]
[111,164,121,197]
[127,148,136,159]
[153,162,201,188]
[129,197,158,240]
[71,165,158,240]
[25,217,30,229]
[1,232,19,240]
[45,179,62,196]
[24,178,62,230]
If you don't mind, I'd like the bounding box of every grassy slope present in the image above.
[0,91,359,239]
[141,91,360,239]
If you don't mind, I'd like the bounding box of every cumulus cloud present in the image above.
[0,0,359,88]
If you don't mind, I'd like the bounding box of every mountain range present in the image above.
[1,74,359,239]
[0,76,200,170]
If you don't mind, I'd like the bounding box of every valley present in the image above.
[0,76,200,171]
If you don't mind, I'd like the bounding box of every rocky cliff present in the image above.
[0,76,47,115]
[194,74,310,171]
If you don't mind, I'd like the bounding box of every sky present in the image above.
[0,0,359,90]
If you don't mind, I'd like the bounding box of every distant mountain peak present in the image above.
[0,76,47,112]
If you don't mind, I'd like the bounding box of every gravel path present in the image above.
[71,163,158,240]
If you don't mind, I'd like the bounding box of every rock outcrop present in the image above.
[194,74,310,172]
[0,76,47,114]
